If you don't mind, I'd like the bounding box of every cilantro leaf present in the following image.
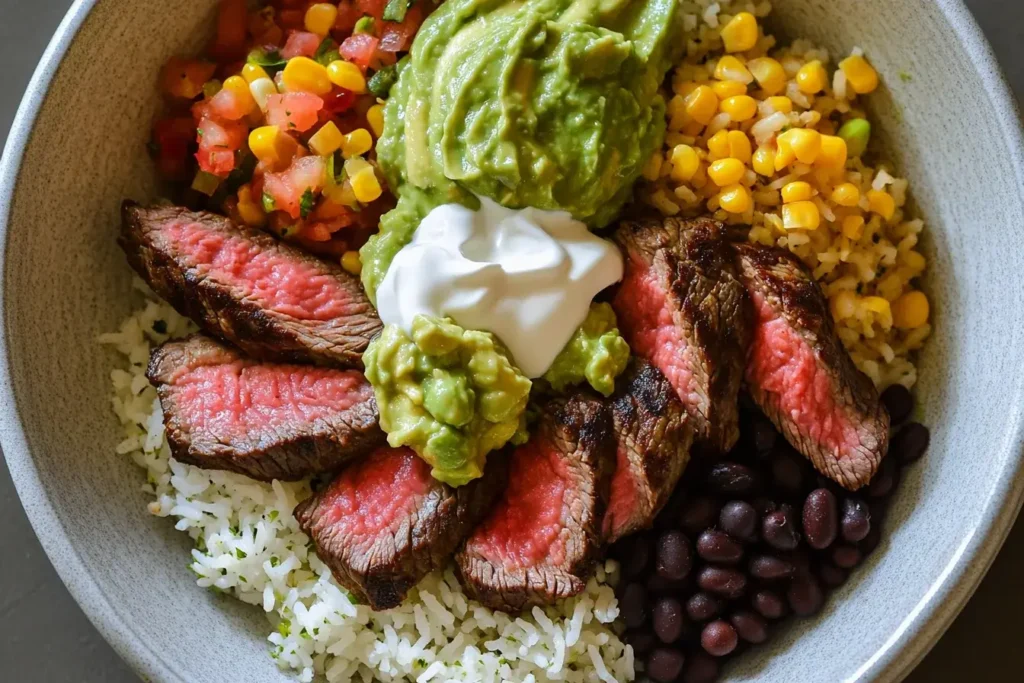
[262,191,277,213]
[299,188,317,219]
[383,0,411,22]
[315,37,340,67]
[246,48,288,74]
[368,64,398,98]
[354,16,375,35]
[326,150,346,186]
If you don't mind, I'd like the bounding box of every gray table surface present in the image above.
[1,1,1021,681]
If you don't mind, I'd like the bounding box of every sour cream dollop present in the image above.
[375,198,624,378]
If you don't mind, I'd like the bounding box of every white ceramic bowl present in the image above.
[2,1,1023,681]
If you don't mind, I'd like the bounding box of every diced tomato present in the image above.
[160,57,217,100]
[207,86,250,121]
[282,31,322,59]
[356,0,388,20]
[322,88,357,115]
[152,117,196,180]
[193,110,247,176]
[333,1,363,34]
[263,156,327,219]
[379,5,424,53]
[197,148,237,176]
[266,92,324,133]
[339,34,380,69]
[209,0,248,62]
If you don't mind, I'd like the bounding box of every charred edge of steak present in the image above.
[120,201,382,369]
[147,334,384,482]
[734,242,890,490]
[604,360,693,543]
[295,450,509,610]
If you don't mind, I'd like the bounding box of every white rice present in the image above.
[100,285,632,682]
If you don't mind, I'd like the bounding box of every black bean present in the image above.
[840,498,871,543]
[730,610,769,644]
[788,574,824,616]
[867,457,898,498]
[656,531,693,581]
[622,534,651,578]
[859,525,883,555]
[697,530,744,564]
[762,507,801,550]
[698,566,748,599]
[701,620,739,657]
[621,582,649,629]
[683,651,720,683]
[652,597,686,644]
[706,462,759,495]
[881,384,914,425]
[647,648,686,683]
[753,418,778,454]
[831,544,863,569]
[893,423,930,466]
[679,496,721,536]
[686,593,722,622]
[817,562,848,588]
[802,489,839,550]
[719,501,758,541]
[748,554,796,581]
[751,589,787,620]
[772,451,806,495]
[624,629,657,657]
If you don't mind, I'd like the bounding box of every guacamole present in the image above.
[363,315,532,486]
[361,0,683,299]
[543,303,630,396]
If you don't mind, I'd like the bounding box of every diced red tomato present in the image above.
[333,1,363,34]
[282,31,322,59]
[193,107,247,176]
[322,88,357,115]
[160,57,217,100]
[379,5,424,53]
[263,156,327,219]
[339,34,380,69]
[356,0,388,20]
[266,92,324,133]
[207,86,251,121]
[152,117,196,180]
[209,0,248,62]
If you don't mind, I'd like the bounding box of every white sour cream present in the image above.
[376,197,623,378]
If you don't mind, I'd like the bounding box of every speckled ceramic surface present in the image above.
[0,1,1022,682]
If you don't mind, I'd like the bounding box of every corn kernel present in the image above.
[720,95,758,122]
[752,146,776,177]
[831,290,857,320]
[249,77,278,111]
[766,96,793,114]
[341,251,362,275]
[237,198,267,227]
[796,60,828,95]
[891,291,928,329]
[776,128,822,169]
[782,201,821,230]
[900,250,927,272]
[842,214,865,239]
[831,183,861,207]
[282,57,332,96]
[670,145,700,182]
[222,76,257,116]
[712,80,747,99]
[746,58,784,96]
[351,167,382,203]
[366,104,385,137]
[683,85,719,125]
[309,121,344,156]
[839,54,880,94]
[327,60,367,93]
[708,158,746,186]
[241,63,269,84]
[726,130,752,163]
[305,3,339,36]
[868,189,896,221]
[675,80,702,98]
[721,12,759,53]
[863,296,893,328]
[248,126,298,170]
[817,135,848,170]
[342,128,373,158]
[714,56,754,85]
[707,130,731,159]
[718,184,753,213]
[781,181,813,203]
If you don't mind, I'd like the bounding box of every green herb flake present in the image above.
[268,510,279,521]
[196,128,204,138]
[300,187,317,219]
[899,71,913,83]
[315,37,340,67]
[270,556,280,567]
[262,191,277,213]
[383,0,411,23]
[235,548,247,559]
[367,65,398,98]
[354,16,376,35]
[277,619,291,637]
[247,48,289,74]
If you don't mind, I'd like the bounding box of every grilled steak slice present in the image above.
[603,360,693,543]
[734,243,890,490]
[295,446,507,610]
[456,394,614,612]
[612,217,751,453]
[121,202,381,369]
[147,335,383,481]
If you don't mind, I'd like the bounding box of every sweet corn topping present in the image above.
[726,130,752,163]
[720,95,758,122]
[766,95,793,114]
[781,181,813,203]
[796,60,828,94]
[841,215,865,240]
[241,63,269,84]
[350,167,382,203]
[309,121,344,156]
[708,158,746,186]
[867,189,896,221]
[831,183,861,207]
[327,60,367,94]
[831,290,857,320]
[721,12,759,53]
[714,56,753,84]
[712,80,747,100]
[366,104,386,137]
[342,128,373,158]
[707,130,731,159]
[839,54,880,94]
[748,57,786,95]
[817,135,848,169]
[782,201,821,230]
[777,128,821,167]
[223,76,257,116]
[249,77,277,111]
[248,125,298,170]
[891,291,929,329]
[670,144,701,182]
[683,85,719,125]
[752,146,776,177]
[341,251,363,275]
[305,3,339,36]
[718,184,753,214]
[282,57,332,96]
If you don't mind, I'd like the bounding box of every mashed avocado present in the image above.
[363,316,532,486]
[361,0,683,299]
[543,303,630,396]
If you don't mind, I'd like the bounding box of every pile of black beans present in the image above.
[610,386,930,683]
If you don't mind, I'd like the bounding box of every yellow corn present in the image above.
[241,63,269,84]
[817,135,848,169]
[892,291,929,329]
[670,144,700,182]
[867,189,896,221]
[782,201,821,230]
[714,56,753,84]
[726,130,752,163]
[249,77,277,111]
[863,296,893,328]
[720,95,758,122]
[309,121,344,156]
[752,146,776,177]
[222,76,256,116]
[900,250,927,273]
[675,80,702,98]
[712,80,747,99]
[839,54,880,94]
[831,183,861,207]
[796,60,828,95]
[781,181,813,203]
[282,57,332,96]
[748,57,787,96]
[236,185,266,227]
[842,214,865,240]
[342,128,373,158]
[248,126,298,169]
[683,85,719,125]
[718,184,753,213]
[721,12,759,53]
[707,130,731,159]
[366,104,386,137]
[830,290,857,320]
[327,60,367,93]
[350,167,382,203]
[341,251,362,275]
[776,128,822,170]
[305,3,339,36]
[708,158,747,186]
[766,96,793,114]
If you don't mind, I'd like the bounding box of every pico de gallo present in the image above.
[150,0,429,265]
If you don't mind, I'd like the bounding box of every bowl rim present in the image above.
[2,1,1023,682]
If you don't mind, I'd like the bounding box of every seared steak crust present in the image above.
[121,201,381,369]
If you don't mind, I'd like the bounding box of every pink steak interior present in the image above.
[602,442,641,540]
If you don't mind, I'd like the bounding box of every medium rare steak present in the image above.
[147,335,383,481]
[603,360,693,543]
[612,217,751,453]
[456,394,614,612]
[734,243,890,490]
[295,446,507,610]
[121,202,381,369]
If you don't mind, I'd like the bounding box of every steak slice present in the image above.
[295,446,507,610]
[612,217,751,453]
[456,394,614,612]
[603,360,693,543]
[734,243,890,490]
[121,201,381,369]
[147,334,383,481]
